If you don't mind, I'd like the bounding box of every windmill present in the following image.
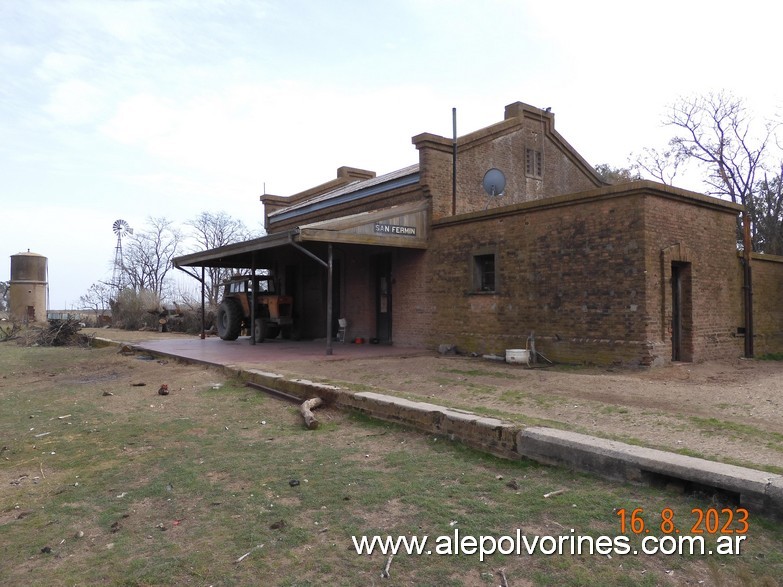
[111,219,133,293]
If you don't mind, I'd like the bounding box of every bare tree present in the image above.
[636,92,781,251]
[186,211,256,306]
[666,92,771,209]
[79,282,112,324]
[632,145,685,186]
[122,216,182,301]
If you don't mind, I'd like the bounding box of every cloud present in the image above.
[35,51,92,82]
[43,79,107,126]
[99,81,449,194]
[101,93,176,144]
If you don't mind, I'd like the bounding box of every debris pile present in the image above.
[5,319,87,347]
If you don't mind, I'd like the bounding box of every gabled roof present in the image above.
[267,164,420,224]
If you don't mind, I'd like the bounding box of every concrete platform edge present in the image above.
[112,338,782,519]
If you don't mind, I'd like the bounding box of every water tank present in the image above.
[9,250,48,323]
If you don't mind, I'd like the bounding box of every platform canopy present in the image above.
[173,200,429,271]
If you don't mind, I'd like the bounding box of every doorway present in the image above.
[374,253,392,343]
[671,262,693,362]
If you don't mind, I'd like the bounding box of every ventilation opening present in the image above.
[640,470,741,506]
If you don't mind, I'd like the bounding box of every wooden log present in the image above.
[300,397,324,430]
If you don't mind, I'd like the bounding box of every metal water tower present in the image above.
[9,250,48,323]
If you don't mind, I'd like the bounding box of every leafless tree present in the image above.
[666,92,771,208]
[186,211,257,306]
[78,282,112,324]
[636,92,781,251]
[632,146,685,186]
[122,216,182,301]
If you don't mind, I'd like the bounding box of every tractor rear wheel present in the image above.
[217,299,243,340]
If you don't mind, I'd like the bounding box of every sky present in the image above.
[2,0,782,310]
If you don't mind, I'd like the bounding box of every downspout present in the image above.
[742,212,754,358]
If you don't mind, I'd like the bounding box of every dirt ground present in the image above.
[264,354,783,471]
[86,329,783,471]
[5,341,782,586]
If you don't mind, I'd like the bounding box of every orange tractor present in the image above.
[216,275,294,342]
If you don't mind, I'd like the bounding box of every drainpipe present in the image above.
[742,212,754,358]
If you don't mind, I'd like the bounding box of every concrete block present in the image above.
[518,427,783,517]
[352,392,519,459]
[767,476,783,519]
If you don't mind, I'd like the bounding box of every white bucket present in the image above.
[505,349,531,365]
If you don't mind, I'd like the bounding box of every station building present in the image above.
[174,101,783,366]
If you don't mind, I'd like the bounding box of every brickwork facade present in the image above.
[180,100,782,366]
[747,253,783,355]
[422,186,745,366]
[641,192,745,364]
[413,101,602,221]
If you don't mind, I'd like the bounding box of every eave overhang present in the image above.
[173,201,430,270]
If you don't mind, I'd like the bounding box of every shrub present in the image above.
[110,289,161,330]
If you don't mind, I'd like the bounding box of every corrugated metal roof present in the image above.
[268,163,420,223]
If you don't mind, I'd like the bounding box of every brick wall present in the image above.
[407,184,748,366]
[425,192,650,364]
[748,253,783,355]
[642,194,744,364]
[390,248,432,346]
[337,246,432,346]
[414,102,602,223]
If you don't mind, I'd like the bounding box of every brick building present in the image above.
[174,101,783,366]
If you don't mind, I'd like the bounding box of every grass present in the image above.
[1,345,782,586]
[438,367,519,380]
[689,417,783,450]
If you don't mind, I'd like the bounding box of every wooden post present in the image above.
[200,266,206,340]
[326,243,333,356]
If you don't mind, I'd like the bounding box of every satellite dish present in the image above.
[482,168,506,197]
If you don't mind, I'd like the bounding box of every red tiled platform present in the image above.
[133,335,429,368]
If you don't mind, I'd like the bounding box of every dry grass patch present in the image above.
[0,345,781,586]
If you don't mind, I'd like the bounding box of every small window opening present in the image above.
[526,148,543,178]
[474,254,495,292]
